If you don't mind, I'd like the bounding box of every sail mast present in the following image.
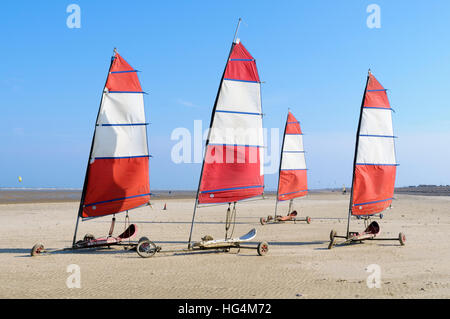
[274,110,290,216]
[72,49,116,247]
[187,19,242,248]
[346,69,371,239]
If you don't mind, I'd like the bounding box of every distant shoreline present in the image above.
[0,186,449,204]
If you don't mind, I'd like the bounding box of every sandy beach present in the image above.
[0,191,448,299]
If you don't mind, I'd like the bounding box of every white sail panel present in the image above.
[98,93,146,125]
[209,112,263,146]
[216,80,261,114]
[283,134,304,152]
[356,136,396,164]
[91,125,148,159]
[281,152,306,170]
[360,108,394,136]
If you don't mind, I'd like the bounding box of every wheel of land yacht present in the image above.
[138,236,149,243]
[136,240,158,258]
[306,216,311,224]
[83,233,95,241]
[328,238,336,250]
[399,232,406,246]
[31,243,44,257]
[329,229,337,241]
[257,241,269,256]
[259,217,266,225]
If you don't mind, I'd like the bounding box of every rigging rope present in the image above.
[225,202,237,240]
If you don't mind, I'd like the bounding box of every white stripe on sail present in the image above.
[216,80,261,114]
[209,112,263,146]
[283,135,304,152]
[281,152,306,170]
[91,124,148,159]
[98,93,145,125]
[360,108,393,136]
[356,136,396,164]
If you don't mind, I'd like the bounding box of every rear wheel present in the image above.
[306,216,311,224]
[257,241,269,256]
[138,236,149,243]
[259,217,266,225]
[31,243,44,256]
[136,240,158,258]
[399,232,406,246]
[328,238,336,250]
[329,229,337,241]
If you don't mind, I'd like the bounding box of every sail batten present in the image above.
[277,111,308,202]
[351,73,397,216]
[198,42,264,205]
[80,52,150,219]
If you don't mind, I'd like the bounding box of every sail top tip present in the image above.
[368,68,372,75]
[235,38,240,44]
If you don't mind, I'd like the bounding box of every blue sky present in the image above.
[0,1,449,190]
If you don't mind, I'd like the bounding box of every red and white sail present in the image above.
[277,111,308,201]
[198,41,264,204]
[351,73,397,215]
[80,52,150,218]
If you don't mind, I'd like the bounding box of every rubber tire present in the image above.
[399,232,406,246]
[328,238,336,249]
[31,243,44,257]
[83,233,95,242]
[306,216,311,224]
[259,217,266,225]
[329,229,337,241]
[257,241,269,256]
[138,236,149,243]
[136,240,158,258]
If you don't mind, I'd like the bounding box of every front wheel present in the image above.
[329,229,337,241]
[136,240,158,258]
[257,241,269,256]
[328,238,336,249]
[306,216,311,224]
[31,243,44,256]
[259,217,266,225]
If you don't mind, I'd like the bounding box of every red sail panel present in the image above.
[364,74,389,108]
[351,73,396,216]
[106,53,142,92]
[81,52,150,218]
[199,145,264,204]
[278,170,307,201]
[277,111,307,201]
[82,158,150,218]
[224,42,260,82]
[352,165,396,215]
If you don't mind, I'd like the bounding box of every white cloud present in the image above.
[177,99,198,108]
